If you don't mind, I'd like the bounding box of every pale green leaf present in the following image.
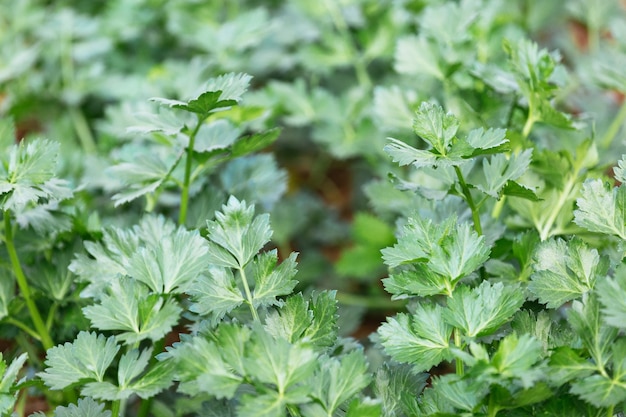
[383,138,437,168]
[614,156,626,184]
[374,363,427,417]
[251,251,298,308]
[206,196,272,268]
[0,352,27,414]
[465,127,508,152]
[127,359,175,399]
[264,293,311,344]
[83,278,182,344]
[395,36,444,80]
[473,150,532,198]
[244,329,317,395]
[33,398,111,417]
[570,374,626,408]
[382,264,449,298]
[529,238,607,308]
[169,335,244,398]
[491,333,545,389]
[430,374,485,412]
[117,349,152,389]
[574,180,626,239]
[412,102,460,155]
[237,392,285,417]
[0,139,72,211]
[548,347,597,385]
[108,152,177,207]
[187,266,245,321]
[220,154,288,210]
[378,305,453,372]
[308,351,371,415]
[39,332,120,390]
[443,281,525,339]
[188,119,240,153]
[344,398,382,417]
[568,295,618,369]
[127,226,210,294]
[597,265,626,330]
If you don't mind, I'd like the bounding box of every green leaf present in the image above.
[0,277,13,321]
[237,392,286,417]
[83,278,182,344]
[383,265,450,298]
[430,374,485,412]
[308,351,371,415]
[378,305,453,372]
[529,238,608,308]
[39,332,120,390]
[206,196,272,268]
[231,128,281,157]
[0,352,27,415]
[384,138,439,168]
[549,347,597,385]
[501,181,541,201]
[250,251,298,308]
[568,295,618,369]
[472,150,533,198]
[465,127,509,154]
[0,139,73,211]
[70,215,179,298]
[189,119,240,153]
[570,374,626,408]
[108,152,177,207]
[220,154,288,211]
[412,102,460,155]
[374,363,427,417]
[344,398,382,417]
[395,35,445,80]
[614,156,626,184]
[574,180,626,239]
[188,266,245,322]
[264,294,311,344]
[243,328,317,398]
[151,73,251,116]
[490,333,545,389]
[32,398,111,417]
[168,333,245,398]
[443,281,525,339]
[597,264,626,330]
[127,226,210,294]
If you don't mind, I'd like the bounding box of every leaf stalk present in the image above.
[178,116,204,226]
[454,166,483,235]
[3,211,54,350]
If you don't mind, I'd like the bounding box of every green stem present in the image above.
[111,400,121,417]
[336,292,406,310]
[522,111,536,140]
[454,327,464,376]
[3,211,54,350]
[137,338,167,417]
[178,117,203,226]
[5,317,40,340]
[46,300,60,330]
[238,266,260,322]
[454,166,483,235]
[487,394,500,417]
[606,404,614,417]
[600,99,626,149]
[323,0,372,89]
[68,106,97,154]
[538,173,577,241]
